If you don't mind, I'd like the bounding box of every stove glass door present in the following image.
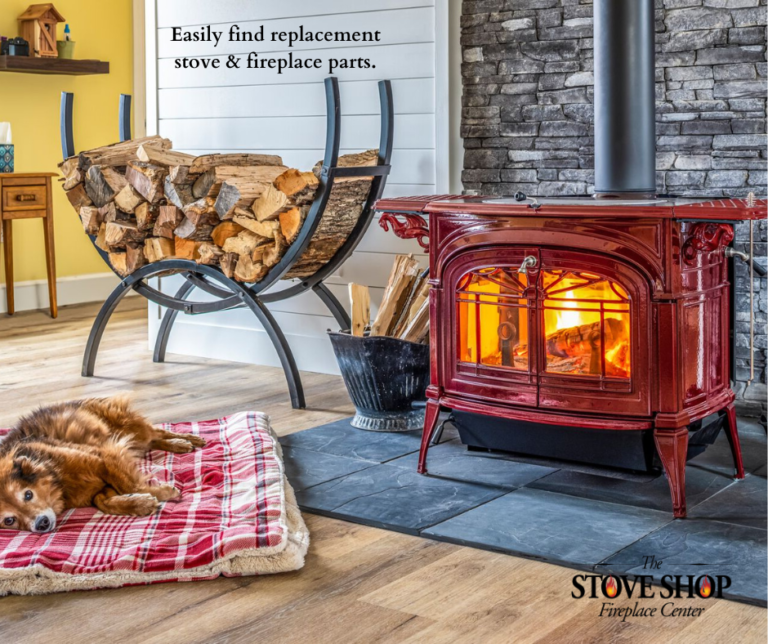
[457,267,530,371]
[541,271,631,380]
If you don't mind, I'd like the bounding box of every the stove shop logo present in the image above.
[571,557,731,620]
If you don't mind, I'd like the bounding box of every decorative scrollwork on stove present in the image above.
[379,212,430,251]
[681,223,734,267]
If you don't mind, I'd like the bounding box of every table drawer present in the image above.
[2,185,48,212]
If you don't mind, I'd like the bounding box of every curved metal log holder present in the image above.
[60,78,394,409]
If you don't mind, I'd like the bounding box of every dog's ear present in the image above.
[12,456,40,484]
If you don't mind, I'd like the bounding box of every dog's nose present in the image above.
[34,515,51,532]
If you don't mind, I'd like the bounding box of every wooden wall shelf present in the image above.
[0,56,108,76]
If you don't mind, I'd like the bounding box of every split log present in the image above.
[262,231,288,268]
[197,242,224,265]
[135,202,159,232]
[144,237,175,263]
[192,165,286,200]
[284,150,378,279]
[65,183,92,211]
[232,209,279,238]
[183,197,219,227]
[153,205,183,239]
[137,144,195,167]
[399,299,430,344]
[77,135,172,170]
[370,255,421,337]
[168,165,190,185]
[278,207,305,244]
[79,206,101,235]
[313,149,379,175]
[174,217,214,241]
[60,157,82,190]
[393,278,430,338]
[105,221,143,250]
[108,252,128,277]
[251,245,267,264]
[114,184,145,214]
[348,284,370,337]
[211,221,245,247]
[251,183,288,221]
[98,202,130,224]
[221,230,270,256]
[174,237,203,261]
[220,253,239,280]
[189,153,284,174]
[164,176,195,209]
[214,178,273,219]
[125,243,147,274]
[234,255,268,283]
[85,166,127,208]
[126,161,166,203]
[274,169,319,205]
[95,224,109,252]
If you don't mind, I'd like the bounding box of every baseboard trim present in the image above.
[0,272,136,314]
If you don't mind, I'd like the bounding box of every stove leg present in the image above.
[417,400,441,475]
[654,428,688,518]
[723,402,745,479]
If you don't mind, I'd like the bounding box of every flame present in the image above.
[605,576,618,598]
[700,576,712,598]
[554,290,581,331]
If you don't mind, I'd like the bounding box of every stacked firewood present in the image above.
[59,135,377,282]
[348,254,430,344]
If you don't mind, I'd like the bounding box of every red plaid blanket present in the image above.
[0,412,308,595]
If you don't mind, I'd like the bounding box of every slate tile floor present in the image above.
[280,416,767,606]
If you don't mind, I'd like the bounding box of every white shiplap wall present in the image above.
[145,0,442,375]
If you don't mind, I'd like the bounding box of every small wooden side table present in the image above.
[0,173,58,318]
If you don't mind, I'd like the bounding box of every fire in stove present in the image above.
[457,268,631,380]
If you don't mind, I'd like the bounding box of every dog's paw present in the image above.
[184,434,207,448]
[125,493,161,516]
[152,484,181,502]
[165,438,195,453]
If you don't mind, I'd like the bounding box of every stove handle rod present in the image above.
[724,247,766,278]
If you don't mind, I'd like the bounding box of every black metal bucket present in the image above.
[329,331,430,432]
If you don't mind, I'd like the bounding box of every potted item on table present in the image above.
[57,23,74,59]
[329,254,431,432]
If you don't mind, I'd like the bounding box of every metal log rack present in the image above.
[60,77,394,409]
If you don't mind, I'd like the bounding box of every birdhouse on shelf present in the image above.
[18,4,65,58]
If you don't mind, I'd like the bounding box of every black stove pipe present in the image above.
[593,0,657,198]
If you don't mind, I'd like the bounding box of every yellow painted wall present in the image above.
[0,0,133,283]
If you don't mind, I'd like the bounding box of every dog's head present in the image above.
[0,451,63,533]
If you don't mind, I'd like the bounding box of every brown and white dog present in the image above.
[0,396,205,533]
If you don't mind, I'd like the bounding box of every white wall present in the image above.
[144,0,449,375]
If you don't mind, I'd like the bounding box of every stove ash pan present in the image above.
[375,194,766,518]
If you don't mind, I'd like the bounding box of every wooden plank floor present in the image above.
[0,300,764,644]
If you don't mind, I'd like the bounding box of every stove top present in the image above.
[376,194,767,222]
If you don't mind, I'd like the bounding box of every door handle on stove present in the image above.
[518,256,537,275]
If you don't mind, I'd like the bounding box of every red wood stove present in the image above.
[375,194,767,518]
